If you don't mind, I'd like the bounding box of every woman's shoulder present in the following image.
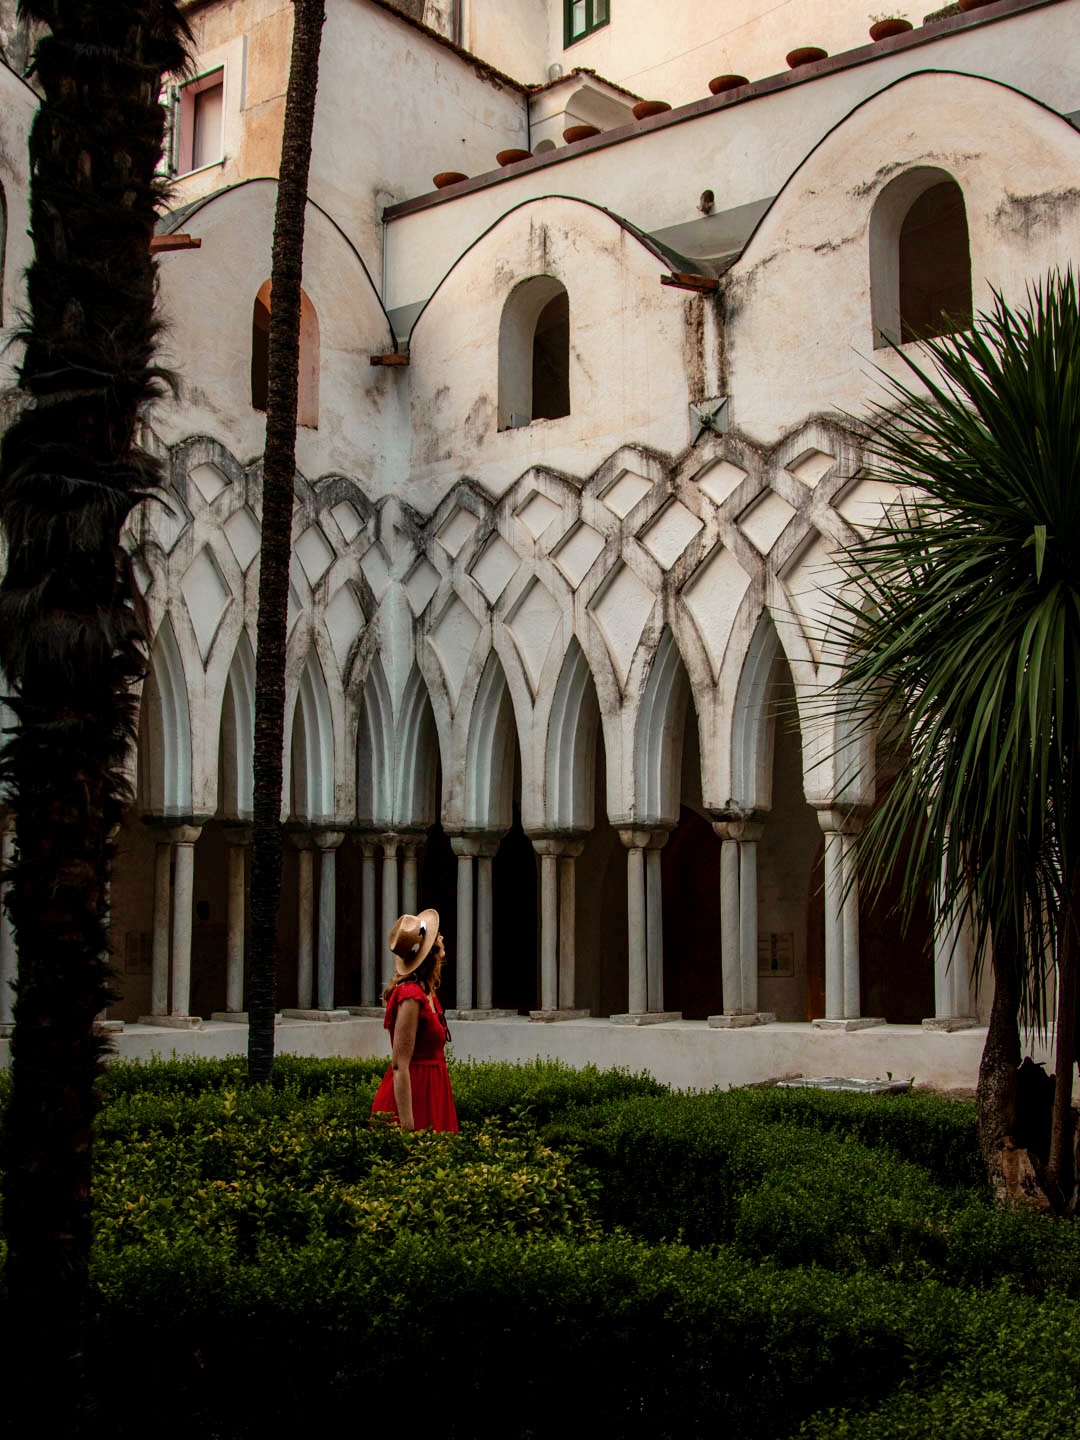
[391,979,426,1005]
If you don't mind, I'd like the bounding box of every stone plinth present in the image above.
[708,1012,776,1029]
[922,1015,979,1032]
[454,1008,521,1020]
[609,1010,682,1025]
[812,1016,885,1032]
[528,1008,590,1023]
[280,1008,351,1022]
[137,1014,202,1030]
[345,1005,386,1017]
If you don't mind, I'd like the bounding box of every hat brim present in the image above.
[393,907,440,976]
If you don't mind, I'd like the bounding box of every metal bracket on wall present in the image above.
[689,396,729,443]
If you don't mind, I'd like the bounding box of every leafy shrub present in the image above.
[449,1056,667,1124]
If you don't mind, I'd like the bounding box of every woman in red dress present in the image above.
[371,908,459,1132]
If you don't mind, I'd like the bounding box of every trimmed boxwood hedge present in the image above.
[2,1058,1080,1438]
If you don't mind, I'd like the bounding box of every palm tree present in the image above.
[0,0,190,1426]
[833,271,1080,1209]
[247,0,326,1085]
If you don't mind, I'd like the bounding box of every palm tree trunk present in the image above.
[1046,865,1080,1207]
[977,940,1021,1200]
[247,0,326,1085]
[0,3,189,1428]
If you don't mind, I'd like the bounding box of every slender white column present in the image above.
[360,841,378,1006]
[0,828,16,1028]
[316,831,345,1010]
[453,841,476,1011]
[169,824,202,1016]
[720,838,742,1014]
[620,831,648,1014]
[645,842,665,1012]
[933,863,976,1021]
[559,853,578,1011]
[822,828,844,1020]
[294,834,315,1010]
[224,828,251,1014]
[739,836,759,1016]
[402,840,419,915]
[380,835,400,965]
[539,852,558,1011]
[474,836,501,1010]
[840,831,861,1019]
[150,836,173,1017]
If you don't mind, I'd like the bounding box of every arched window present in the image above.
[250,278,320,427]
[869,168,972,348]
[498,275,571,430]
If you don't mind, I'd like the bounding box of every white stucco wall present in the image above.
[383,0,1080,314]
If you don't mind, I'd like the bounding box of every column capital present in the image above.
[222,822,253,847]
[450,831,505,859]
[314,829,346,851]
[711,819,764,843]
[530,834,586,859]
[815,806,867,836]
[289,828,316,852]
[170,822,205,847]
[618,826,669,851]
[142,813,209,841]
[379,831,402,856]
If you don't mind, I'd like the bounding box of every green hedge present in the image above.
[88,1232,1080,1440]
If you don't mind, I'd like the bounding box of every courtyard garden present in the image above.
[1,1056,1078,1437]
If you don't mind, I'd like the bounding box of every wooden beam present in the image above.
[150,233,202,253]
[661,272,718,293]
[369,353,410,367]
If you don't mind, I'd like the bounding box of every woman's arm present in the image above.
[391,997,420,1130]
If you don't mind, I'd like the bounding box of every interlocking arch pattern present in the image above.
[869,167,972,348]
[498,275,570,430]
[250,279,320,427]
[139,618,193,816]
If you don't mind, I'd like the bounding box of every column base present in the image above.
[138,1014,202,1030]
[279,1008,351,1022]
[922,1016,980,1032]
[608,1010,682,1026]
[0,1022,14,1038]
[344,1005,386,1018]
[811,1016,885,1032]
[707,1012,776,1029]
[455,1008,522,1020]
[94,1019,125,1034]
[528,1008,591,1023]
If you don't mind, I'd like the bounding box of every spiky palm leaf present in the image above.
[0,2,189,1427]
[831,271,1080,1197]
[834,273,1080,1026]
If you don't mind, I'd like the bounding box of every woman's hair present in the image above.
[381,939,445,1005]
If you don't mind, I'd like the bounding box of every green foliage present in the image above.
[834,270,1080,1012]
[3,1058,1080,1437]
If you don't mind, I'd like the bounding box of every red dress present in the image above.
[370,980,459,1132]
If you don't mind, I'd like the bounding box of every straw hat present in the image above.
[388,909,440,977]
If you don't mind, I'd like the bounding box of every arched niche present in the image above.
[251,278,321,427]
[138,617,193,816]
[870,167,972,348]
[465,652,518,831]
[218,631,255,820]
[498,274,570,430]
[633,629,695,827]
[289,651,334,823]
[395,667,441,829]
[545,638,601,832]
[356,654,394,826]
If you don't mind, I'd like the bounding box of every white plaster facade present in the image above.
[2,0,1079,1086]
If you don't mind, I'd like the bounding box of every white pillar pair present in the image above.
[286,828,347,1017]
[708,816,771,1028]
[813,808,881,1031]
[529,836,587,1021]
[142,819,205,1028]
[451,833,513,1017]
[612,828,679,1025]
[926,858,978,1030]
